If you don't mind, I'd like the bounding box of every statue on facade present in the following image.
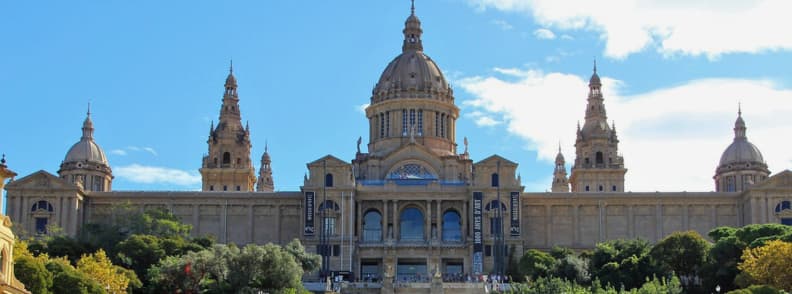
[356,136,362,153]
[409,124,417,143]
[464,137,469,154]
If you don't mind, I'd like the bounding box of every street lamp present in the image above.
[715,285,721,293]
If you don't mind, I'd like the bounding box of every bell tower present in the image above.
[569,62,627,192]
[256,142,274,192]
[200,63,256,192]
[551,145,570,192]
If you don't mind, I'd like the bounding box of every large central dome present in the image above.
[371,9,452,104]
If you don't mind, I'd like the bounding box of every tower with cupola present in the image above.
[58,105,113,192]
[714,107,770,192]
[569,63,627,192]
[200,64,256,192]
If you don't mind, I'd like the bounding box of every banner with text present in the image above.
[510,192,520,236]
[304,192,315,236]
[472,191,483,274]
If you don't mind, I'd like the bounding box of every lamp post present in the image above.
[715,285,721,293]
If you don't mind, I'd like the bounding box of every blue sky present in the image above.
[1,0,791,195]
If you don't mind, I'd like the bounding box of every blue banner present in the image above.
[510,192,520,236]
[472,191,483,274]
[304,192,315,236]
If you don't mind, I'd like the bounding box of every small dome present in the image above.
[225,72,237,86]
[372,51,451,102]
[719,139,765,166]
[590,72,601,85]
[63,113,109,166]
[64,139,108,165]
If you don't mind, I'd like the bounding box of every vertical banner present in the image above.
[304,192,315,236]
[510,192,520,236]
[472,192,483,274]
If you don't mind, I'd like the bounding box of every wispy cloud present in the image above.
[533,28,556,40]
[115,164,201,186]
[467,0,792,59]
[458,68,792,191]
[110,149,128,156]
[111,146,156,157]
[491,19,514,30]
[357,103,370,114]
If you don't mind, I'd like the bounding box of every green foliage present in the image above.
[148,242,316,293]
[589,239,659,290]
[735,224,792,247]
[725,285,786,294]
[650,231,711,277]
[554,254,591,285]
[709,227,739,242]
[506,276,681,294]
[46,258,105,294]
[550,246,575,259]
[518,249,556,281]
[15,254,53,294]
[507,277,593,294]
[284,239,320,273]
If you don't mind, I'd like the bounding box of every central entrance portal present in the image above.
[396,259,427,282]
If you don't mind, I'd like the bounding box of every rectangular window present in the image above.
[417,110,423,136]
[402,109,408,135]
[441,114,445,138]
[324,217,336,236]
[435,112,440,136]
[35,217,48,234]
[333,245,341,256]
[409,109,416,128]
[379,113,385,138]
[484,245,492,257]
[386,111,390,137]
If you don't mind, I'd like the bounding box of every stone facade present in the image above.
[4,5,792,285]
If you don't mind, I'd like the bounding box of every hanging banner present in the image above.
[304,192,315,236]
[472,191,483,274]
[510,192,520,236]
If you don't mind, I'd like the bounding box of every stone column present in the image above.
[248,205,254,243]
[573,204,580,246]
[382,200,389,241]
[394,200,400,240]
[436,200,442,241]
[711,205,718,228]
[193,204,200,238]
[682,204,689,230]
[655,203,663,241]
[462,201,468,242]
[426,200,431,240]
[545,205,551,248]
[627,205,634,238]
[275,205,281,244]
[357,201,363,241]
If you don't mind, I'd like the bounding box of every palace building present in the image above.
[4,4,792,284]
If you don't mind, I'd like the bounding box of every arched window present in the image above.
[363,210,383,242]
[596,152,604,165]
[491,173,499,187]
[325,173,334,187]
[222,152,231,164]
[318,200,340,236]
[442,210,462,242]
[775,201,792,225]
[400,207,424,241]
[485,200,507,235]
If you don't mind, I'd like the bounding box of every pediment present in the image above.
[5,170,79,191]
[475,155,518,167]
[751,170,792,190]
[380,143,444,176]
[307,155,350,167]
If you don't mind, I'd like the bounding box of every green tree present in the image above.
[518,249,556,281]
[554,254,591,285]
[650,230,711,288]
[725,285,786,294]
[589,239,659,290]
[13,241,53,294]
[284,239,320,273]
[77,249,136,293]
[46,257,105,294]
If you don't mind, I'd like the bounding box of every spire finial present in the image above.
[593,58,597,74]
[1,153,6,166]
[265,140,269,153]
[229,59,234,74]
[738,101,742,117]
[411,0,415,15]
[87,102,91,117]
[558,141,562,153]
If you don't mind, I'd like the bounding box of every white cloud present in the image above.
[491,19,514,30]
[110,149,127,156]
[560,34,574,40]
[467,0,792,59]
[533,28,556,40]
[115,164,201,186]
[458,68,792,191]
[357,103,370,114]
[126,146,158,156]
